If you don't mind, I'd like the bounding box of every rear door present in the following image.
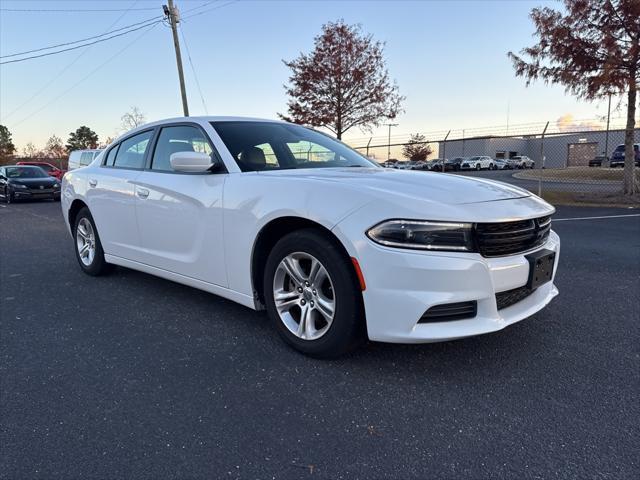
[133,123,228,286]
[86,130,153,261]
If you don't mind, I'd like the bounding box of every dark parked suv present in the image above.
[610,144,640,168]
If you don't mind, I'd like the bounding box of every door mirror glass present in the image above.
[170,151,216,173]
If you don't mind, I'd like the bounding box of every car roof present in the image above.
[108,116,289,149]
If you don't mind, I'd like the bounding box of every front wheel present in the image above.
[475,163,481,171]
[263,229,365,358]
[73,207,112,276]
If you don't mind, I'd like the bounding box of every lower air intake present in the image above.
[419,301,477,323]
[496,286,535,310]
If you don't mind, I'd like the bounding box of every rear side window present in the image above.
[80,152,93,166]
[113,131,153,169]
[151,125,212,172]
[105,146,119,166]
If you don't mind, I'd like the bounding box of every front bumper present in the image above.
[12,189,60,200]
[354,231,560,343]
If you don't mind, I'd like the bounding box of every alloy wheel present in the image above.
[76,217,96,266]
[272,252,335,341]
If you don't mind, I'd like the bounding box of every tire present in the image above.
[489,163,494,170]
[73,207,112,276]
[475,164,481,171]
[263,228,365,358]
[4,187,13,204]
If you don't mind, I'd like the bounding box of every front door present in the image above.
[134,124,227,287]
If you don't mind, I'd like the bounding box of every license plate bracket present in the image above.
[526,249,556,290]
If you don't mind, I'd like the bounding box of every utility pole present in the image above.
[385,123,398,160]
[164,0,189,116]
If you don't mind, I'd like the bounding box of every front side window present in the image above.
[211,121,378,172]
[151,125,213,172]
[113,131,153,169]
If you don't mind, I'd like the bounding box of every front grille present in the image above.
[419,301,477,323]
[475,215,551,257]
[496,286,535,310]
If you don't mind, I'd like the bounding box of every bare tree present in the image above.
[44,135,67,159]
[509,0,640,195]
[120,106,146,132]
[22,142,38,158]
[280,20,404,139]
[99,136,116,149]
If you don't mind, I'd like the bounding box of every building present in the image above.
[438,128,639,168]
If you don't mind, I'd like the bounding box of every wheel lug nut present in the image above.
[312,289,317,295]
[297,287,303,293]
[305,281,310,286]
[300,299,306,305]
[310,301,314,307]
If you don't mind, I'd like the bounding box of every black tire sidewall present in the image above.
[73,207,110,276]
[263,229,364,358]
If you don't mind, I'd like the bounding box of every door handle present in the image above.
[137,187,149,199]
[88,179,97,188]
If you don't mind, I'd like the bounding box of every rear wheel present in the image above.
[263,229,365,358]
[74,207,111,276]
[475,163,481,171]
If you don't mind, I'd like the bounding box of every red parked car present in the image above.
[16,161,65,180]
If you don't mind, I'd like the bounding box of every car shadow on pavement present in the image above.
[108,264,549,381]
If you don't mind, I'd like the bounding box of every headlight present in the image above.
[53,183,60,189]
[366,220,474,251]
[12,183,28,189]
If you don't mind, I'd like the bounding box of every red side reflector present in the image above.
[351,257,366,291]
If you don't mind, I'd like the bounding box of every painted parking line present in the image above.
[553,214,640,222]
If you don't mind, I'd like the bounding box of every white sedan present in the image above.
[461,156,496,170]
[61,117,560,357]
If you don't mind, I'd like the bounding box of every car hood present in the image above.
[259,168,531,205]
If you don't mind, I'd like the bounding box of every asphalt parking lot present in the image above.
[1,200,639,479]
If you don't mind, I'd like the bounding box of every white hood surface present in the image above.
[261,168,532,206]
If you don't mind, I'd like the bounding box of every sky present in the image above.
[0,0,629,153]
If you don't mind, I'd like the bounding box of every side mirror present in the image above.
[170,151,217,173]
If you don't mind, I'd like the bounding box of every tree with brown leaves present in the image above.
[280,20,404,140]
[402,133,433,161]
[509,0,639,195]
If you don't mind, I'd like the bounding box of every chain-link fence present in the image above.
[347,119,639,205]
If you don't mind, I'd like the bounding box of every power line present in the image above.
[0,7,158,12]
[0,20,162,65]
[181,0,239,20]
[0,1,221,14]
[10,22,161,129]
[179,25,208,114]
[0,15,162,59]
[1,0,144,123]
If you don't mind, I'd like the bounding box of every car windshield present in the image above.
[5,166,48,178]
[211,121,378,172]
